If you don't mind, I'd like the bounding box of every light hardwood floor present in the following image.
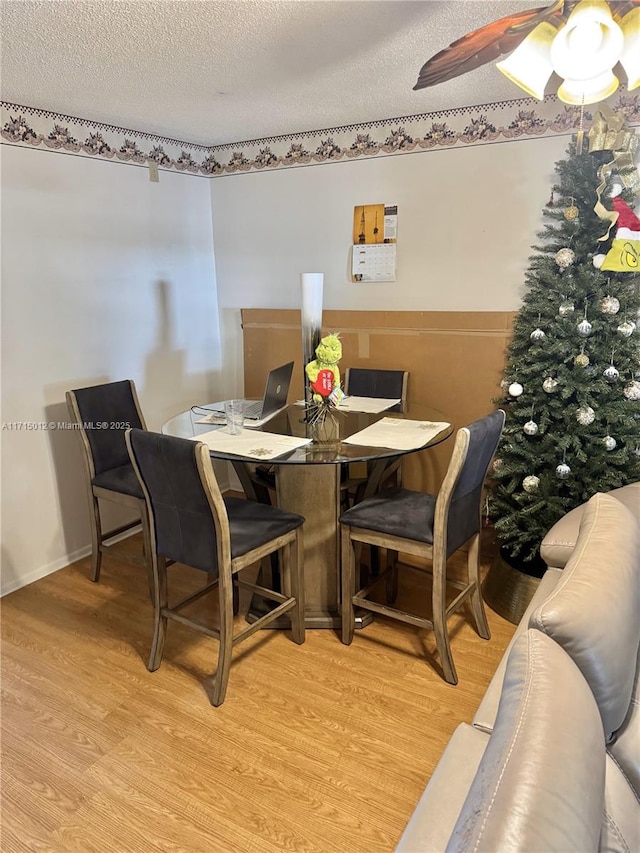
[1,532,515,853]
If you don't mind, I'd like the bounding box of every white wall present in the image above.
[1,130,572,594]
[210,134,570,373]
[1,146,222,594]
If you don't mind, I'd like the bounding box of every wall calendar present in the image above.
[351,204,397,282]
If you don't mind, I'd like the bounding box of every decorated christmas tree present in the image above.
[491,106,640,575]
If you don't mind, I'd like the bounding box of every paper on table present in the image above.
[195,407,282,428]
[196,412,226,425]
[190,427,311,460]
[343,417,450,450]
[337,396,401,414]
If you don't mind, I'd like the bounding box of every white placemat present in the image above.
[337,396,401,413]
[190,428,311,460]
[343,417,451,450]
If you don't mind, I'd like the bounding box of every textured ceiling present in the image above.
[1,0,538,147]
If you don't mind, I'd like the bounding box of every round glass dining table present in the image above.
[163,401,452,629]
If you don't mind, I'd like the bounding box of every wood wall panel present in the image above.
[241,309,515,491]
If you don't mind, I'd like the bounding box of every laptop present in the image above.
[217,361,294,421]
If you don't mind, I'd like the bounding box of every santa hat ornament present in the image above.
[594,196,640,272]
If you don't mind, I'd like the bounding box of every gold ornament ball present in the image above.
[599,295,620,315]
[555,247,575,269]
[623,380,640,401]
[576,405,595,425]
[574,352,589,367]
[563,204,579,221]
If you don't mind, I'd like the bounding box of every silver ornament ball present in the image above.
[603,365,620,383]
[555,462,571,479]
[577,319,593,337]
[602,435,617,451]
[542,377,558,393]
[617,321,636,338]
[530,327,545,341]
[508,382,524,397]
[558,300,575,317]
[523,420,539,435]
[522,475,540,493]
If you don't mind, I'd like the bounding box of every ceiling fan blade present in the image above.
[414,0,569,90]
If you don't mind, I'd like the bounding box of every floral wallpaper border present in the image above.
[2,92,639,177]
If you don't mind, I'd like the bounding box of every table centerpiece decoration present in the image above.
[304,332,344,443]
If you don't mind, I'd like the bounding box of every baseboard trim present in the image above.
[0,525,142,598]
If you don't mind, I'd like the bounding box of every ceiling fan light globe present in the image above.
[620,8,640,91]
[557,69,620,104]
[550,0,623,81]
[495,21,556,101]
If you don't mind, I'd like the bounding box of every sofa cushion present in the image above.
[601,753,640,853]
[447,631,605,853]
[472,567,562,733]
[529,493,640,740]
[607,642,640,801]
[541,483,640,569]
[395,723,489,852]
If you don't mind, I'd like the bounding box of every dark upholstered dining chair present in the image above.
[344,368,409,413]
[339,410,505,685]
[66,380,153,593]
[125,428,305,707]
[341,368,410,509]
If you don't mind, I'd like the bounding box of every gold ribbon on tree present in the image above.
[589,105,639,242]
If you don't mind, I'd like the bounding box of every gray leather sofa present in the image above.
[396,483,640,853]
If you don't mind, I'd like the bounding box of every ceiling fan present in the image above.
[414,0,640,104]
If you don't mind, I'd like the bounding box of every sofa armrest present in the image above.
[449,632,605,853]
[395,724,489,852]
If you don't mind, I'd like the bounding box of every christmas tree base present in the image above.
[482,550,543,625]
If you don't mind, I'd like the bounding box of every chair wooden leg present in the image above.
[467,534,490,640]
[385,549,399,603]
[148,556,168,672]
[89,493,103,583]
[210,572,234,707]
[340,526,356,645]
[432,552,458,685]
[284,532,305,645]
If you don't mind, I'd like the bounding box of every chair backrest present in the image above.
[126,428,228,575]
[67,380,146,477]
[344,368,409,412]
[436,410,505,557]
